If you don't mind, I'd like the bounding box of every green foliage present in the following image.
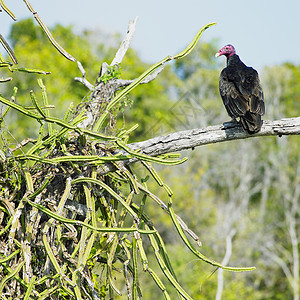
[98,65,121,84]
[281,63,300,116]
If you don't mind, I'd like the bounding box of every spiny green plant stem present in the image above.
[27,176,54,200]
[72,177,138,219]
[23,275,37,300]
[168,197,255,272]
[146,224,193,300]
[42,217,76,292]
[116,140,187,165]
[0,94,117,141]
[9,66,50,74]
[23,0,76,61]
[29,90,46,118]
[0,249,20,264]
[131,203,181,296]
[0,34,17,63]
[147,267,171,300]
[38,79,53,135]
[0,261,41,297]
[107,235,122,296]
[25,111,86,156]
[0,0,16,20]
[13,153,132,165]
[132,236,139,299]
[25,198,155,234]
[0,261,26,295]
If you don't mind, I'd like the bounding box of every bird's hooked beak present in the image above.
[215,52,221,57]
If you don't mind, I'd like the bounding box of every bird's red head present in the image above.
[215,44,236,58]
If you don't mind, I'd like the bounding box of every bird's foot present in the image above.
[222,119,240,129]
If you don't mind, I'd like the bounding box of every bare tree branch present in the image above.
[74,61,94,91]
[114,67,164,88]
[111,16,138,66]
[97,117,300,176]
[129,117,300,156]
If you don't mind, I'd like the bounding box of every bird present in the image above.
[215,44,265,134]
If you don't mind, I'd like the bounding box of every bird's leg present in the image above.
[222,118,240,129]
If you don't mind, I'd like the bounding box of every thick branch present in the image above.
[129,117,300,156]
[97,117,300,175]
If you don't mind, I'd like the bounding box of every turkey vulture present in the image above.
[215,44,265,134]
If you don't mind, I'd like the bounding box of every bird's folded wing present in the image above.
[249,82,265,115]
[219,76,249,118]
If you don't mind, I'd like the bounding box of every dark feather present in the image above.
[218,54,265,134]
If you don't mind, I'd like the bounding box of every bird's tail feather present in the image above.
[240,112,262,134]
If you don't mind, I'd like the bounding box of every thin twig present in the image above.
[74,61,94,90]
[74,77,94,91]
[114,67,164,88]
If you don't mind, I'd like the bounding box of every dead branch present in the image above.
[97,117,300,176]
[129,117,300,156]
[111,16,138,67]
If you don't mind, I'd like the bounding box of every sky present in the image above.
[1,0,300,70]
